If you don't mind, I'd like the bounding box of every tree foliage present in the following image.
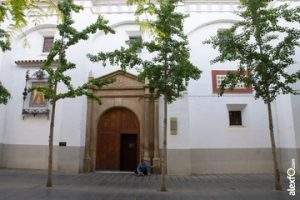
[35,0,115,103]
[37,0,116,187]
[0,0,35,104]
[89,0,201,103]
[0,0,53,51]
[0,0,57,104]
[205,0,300,103]
[88,0,201,191]
[0,82,10,104]
[205,0,300,191]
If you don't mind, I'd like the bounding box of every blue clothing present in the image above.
[135,161,151,175]
[137,162,148,175]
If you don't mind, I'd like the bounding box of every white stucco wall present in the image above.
[0,0,299,154]
[275,95,297,149]
[291,95,300,148]
[0,105,5,144]
[0,53,5,144]
[0,51,12,145]
[1,3,140,147]
[159,94,191,149]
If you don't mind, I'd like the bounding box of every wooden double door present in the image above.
[97,107,140,171]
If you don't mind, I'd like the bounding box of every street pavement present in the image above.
[0,169,297,200]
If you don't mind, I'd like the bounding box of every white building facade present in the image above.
[0,0,299,175]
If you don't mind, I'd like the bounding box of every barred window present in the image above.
[126,35,142,52]
[43,37,54,52]
[128,36,141,45]
[212,70,252,94]
[170,117,178,135]
[229,111,242,126]
[216,74,245,89]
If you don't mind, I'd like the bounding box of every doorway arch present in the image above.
[96,107,140,171]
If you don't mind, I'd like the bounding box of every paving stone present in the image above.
[0,169,298,200]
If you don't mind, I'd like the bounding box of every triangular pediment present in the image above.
[98,70,145,89]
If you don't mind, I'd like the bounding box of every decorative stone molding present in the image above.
[91,0,239,14]
[91,0,239,5]
[15,59,59,68]
[84,70,160,173]
[187,19,238,36]
[17,24,57,40]
[183,3,238,13]
[21,70,50,119]
[99,70,145,90]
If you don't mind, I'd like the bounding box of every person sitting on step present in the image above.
[134,159,151,176]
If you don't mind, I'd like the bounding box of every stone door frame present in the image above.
[83,70,160,172]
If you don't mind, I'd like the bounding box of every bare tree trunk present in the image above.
[267,102,283,191]
[46,100,57,187]
[46,34,62,188]
[160,96,167,192]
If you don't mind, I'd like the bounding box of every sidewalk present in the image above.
[0,169,296,200]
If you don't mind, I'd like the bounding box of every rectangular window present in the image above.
[212,70,252,94]
[128,36,141,45]
[216,74,245,89]
[127,35,142,52]
[170,117,178,135]
[43,37,54,52]
[229,111,242,126]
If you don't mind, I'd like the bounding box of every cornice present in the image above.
[29,1,298,15]
[90,0,240,14]
[184,0,239,3]
[90,0,239,4]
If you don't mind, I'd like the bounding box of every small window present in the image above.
[126,35,142,52]
[212,70,252,94]
[170,117,178,135]
[229,111,242,126]
[128,36,141,45]
[216,74,245,89]
[43,37,54,52]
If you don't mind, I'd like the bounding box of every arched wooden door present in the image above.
[97,107,140,171]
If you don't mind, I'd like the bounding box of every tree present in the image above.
[0,0,31,104]
[35,0,115,187]
[205,0,300,191]
[0,0,32,51]
[0,82,10,104]
[0,0,57,104]
[88,0,201,191]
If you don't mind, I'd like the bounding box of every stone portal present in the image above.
[84,70,160,172]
